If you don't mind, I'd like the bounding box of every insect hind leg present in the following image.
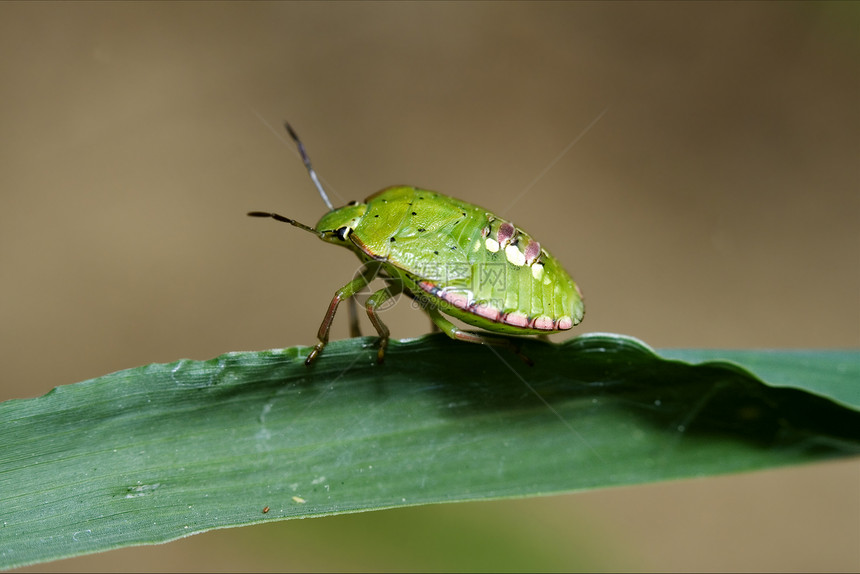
[423,306,533,366]
[347,298,361,338]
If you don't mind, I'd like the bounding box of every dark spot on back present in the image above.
[411,211,416,216]
[390,237,396,242]
[417,228,426,232]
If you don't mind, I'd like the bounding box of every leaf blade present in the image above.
[1,333,858,569]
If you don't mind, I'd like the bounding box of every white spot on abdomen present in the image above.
[505,244,525,266]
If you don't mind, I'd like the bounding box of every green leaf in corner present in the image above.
[1,333,858,569]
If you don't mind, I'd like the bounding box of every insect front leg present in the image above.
[364,281,404,364]
[306,272,376,366]
[423,306,534,366]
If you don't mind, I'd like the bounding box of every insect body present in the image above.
[249,124,584,365]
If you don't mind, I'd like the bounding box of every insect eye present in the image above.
[335,227,351,241]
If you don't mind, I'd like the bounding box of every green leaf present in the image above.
[1,333,858,569]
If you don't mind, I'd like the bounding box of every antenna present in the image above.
[247,211,320,236]
[285,122,334,211]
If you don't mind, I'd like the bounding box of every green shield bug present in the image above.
[249,123,584,365]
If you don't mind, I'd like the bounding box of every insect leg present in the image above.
[347,298,361,338]
[345,263,382,338]
[306,272,376,366]
[423,306,533,366]
[364,281,404,364]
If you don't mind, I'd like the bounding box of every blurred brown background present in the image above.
[2,2,857,571]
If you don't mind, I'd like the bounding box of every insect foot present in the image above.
[504,340,535,367]
[305,343,326,366]
[512,343,535,367]
[375,338,388,364]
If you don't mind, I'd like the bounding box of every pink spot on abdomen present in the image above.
[441,291,470,310]
[471,302,502,322]
[533,316,555,330]
[418,281,438,295]
[497,222,516,246]
[502,311,529,328]
[523,240,540,265]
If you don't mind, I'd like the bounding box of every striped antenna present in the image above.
[284,122,334,211]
